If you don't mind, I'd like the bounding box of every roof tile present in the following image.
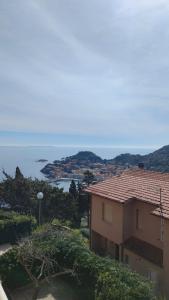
[86,169,169,219]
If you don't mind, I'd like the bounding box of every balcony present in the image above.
[124,237,163,267]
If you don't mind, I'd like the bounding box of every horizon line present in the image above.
[0,144,160,149]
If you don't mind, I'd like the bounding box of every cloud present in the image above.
[0,0,169,146]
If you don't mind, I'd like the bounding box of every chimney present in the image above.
[138,162,144,169]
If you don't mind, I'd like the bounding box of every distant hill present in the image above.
[110,145,169,172]
[41,151,104,178]
[41,146,169,178]
[54,151,103,164]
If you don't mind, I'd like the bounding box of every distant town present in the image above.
[41,145,169,182]
[41,151,125,181]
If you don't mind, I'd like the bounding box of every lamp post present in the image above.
[37,192,44,226]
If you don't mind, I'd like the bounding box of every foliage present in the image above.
[69,180,78,198]
[64,151,103,164]
[0,167,83,227]
[83,170,95,185]
[111,145,169,173]
[95,268,154,300]
[17,236,64,300]
[53,231,154,300]
[0,248,30,288]
[68,180,89,227]
[51,218,72,228]
[80,227,90,239]
[78,183,90,216]
[0,210,36,244]
[0,226,154,300]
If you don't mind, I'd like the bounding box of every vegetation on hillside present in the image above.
[55,151,103,164]
[110,145,169,172]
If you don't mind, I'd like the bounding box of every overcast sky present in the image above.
[1,0,169,147]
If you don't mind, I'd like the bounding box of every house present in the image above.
[86,168,169,297]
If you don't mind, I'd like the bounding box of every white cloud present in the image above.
[1,0,169,145]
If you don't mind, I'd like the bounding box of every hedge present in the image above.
[0,226,155,299]
[52,231,155,300]
[0,210,36,244]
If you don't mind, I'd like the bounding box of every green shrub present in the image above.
[41,228,154,299]
[55,235,154,299]
[95,269,154,300]
[0,226,155,299]
[0,210,36,244]
[80,227,90,239]
[0,248,30,288]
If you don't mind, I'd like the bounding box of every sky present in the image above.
[1,0,169,147]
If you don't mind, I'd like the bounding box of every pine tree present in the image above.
[69,180,78,198]
[15,166,24,180]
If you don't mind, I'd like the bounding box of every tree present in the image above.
[77,182,89,218]
[83,170,95,186]
[77,178,91,226]
[17,226,73,300]
[0,168,83,227]
[15,166,24,180]
[0,168,63,220]
[69,180,78,198]
[1,168,33,213]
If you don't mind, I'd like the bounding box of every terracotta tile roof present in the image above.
[86,169,169,219]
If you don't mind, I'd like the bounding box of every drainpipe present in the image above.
[121,202,125,263]
[89,194,92,250]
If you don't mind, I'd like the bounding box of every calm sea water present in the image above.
[0,146,155,190]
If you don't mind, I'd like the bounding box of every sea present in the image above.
[0,146,155,191]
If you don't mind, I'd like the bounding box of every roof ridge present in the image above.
[122,169,169,182]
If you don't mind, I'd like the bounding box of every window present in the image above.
[102,203,113,223]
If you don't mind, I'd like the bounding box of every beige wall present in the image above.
[91,195,124,244]
[131,200,163,249]
[92,195,163,248]
[123,200,134,241]
[163,220,169,296]
[123,199,163,249]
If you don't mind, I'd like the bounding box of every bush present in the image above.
[0,210,36,244]
[54,234,154,299]
[95,269,154,300]
[0,248,30,288]
[0,226,155,299]
[80,227,90,239]
[36,227,154,299]
[56,232,155,299]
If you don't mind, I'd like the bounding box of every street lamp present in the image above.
[37,192,44,226]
